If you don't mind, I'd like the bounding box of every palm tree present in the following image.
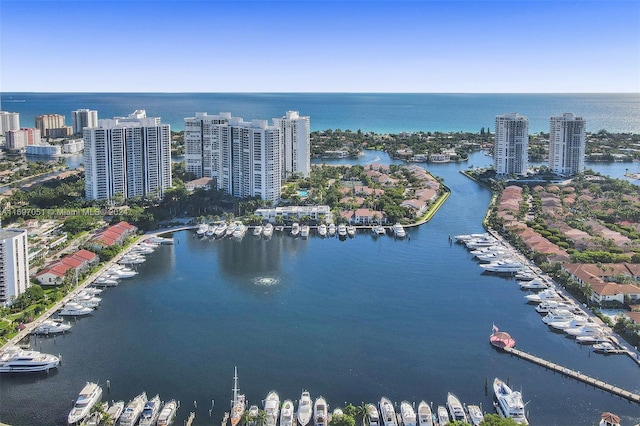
[354,404,368,426]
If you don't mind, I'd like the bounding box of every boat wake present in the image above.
[253,277,280,287]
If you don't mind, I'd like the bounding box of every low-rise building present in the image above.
[255,205,331,223]
[185,177,214,192]
[35,249,99,286]
[88,221,137,250]
[25,144,62,156]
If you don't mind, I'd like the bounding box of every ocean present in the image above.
[2,92,639,134]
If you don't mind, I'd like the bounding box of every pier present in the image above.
[500,346,640,404]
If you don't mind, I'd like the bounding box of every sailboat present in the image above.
[230,367,246,426]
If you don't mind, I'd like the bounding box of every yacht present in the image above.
[465,237,497,249]
[346,225,356,237]
[525,289,562,303]
[470,245,505,256]
[436,406,448,426]
[233,224,247,239]
[542,309,581,325]
[0,346,60,373]
[392,223,406,238]
[119,255,145,265]
[92,276,119,287]
[196,223,208,237]
[230,368,246,426]
[264,391,280,426]
[67,382,103,424]
[138,394,161,426]
[280,400,295,426]
[253,225,263,237]
[226,223,238,238]
[417,401,433,426]
[214,223,228,238]
[454,233,490,243]
[466,405,484,426]
[59,302,93,316]
[535,300,575,314]
[119,392,148,426]
[372,224,386,236]
[514,271,536,281]
[446,393,467,423]
[337,224,347,237]
[205,225,215,238]
[480,259,523,273]
[475,252,510,263]
[576,334,609,345]
[106,400,125,424]
[379,397,397,426]
[565,324,604,338]
[493,378,528,424]
[297,391,313,426]
[83,287,103,296]
[32,319,71,335]
[107,266,137,278]
[313,396,328,426]
[400,401,417,426]
[328,223,336,237]
[318,223,327,237]
[301,225,311,238]
[291,223,301,237]
[547,317,589,331]
[518,279,547,290]
[366,403,380,426]
[262,223,274,238]
[593,342,618,354]
[157,400,178,426]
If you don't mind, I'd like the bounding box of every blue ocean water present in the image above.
[2,92,639,134]
[1,152,639,426]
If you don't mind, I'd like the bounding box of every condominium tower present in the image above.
[494,113,529,176]
[0,111,20,135]
[84,110,172,200]
[549,113,586,176]
[273,111,311,178]
[72,109,98,134]
[0,228,30,306]
[185,112,282,203]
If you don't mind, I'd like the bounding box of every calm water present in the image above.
[2,92,639,134]
[1,152,639,426]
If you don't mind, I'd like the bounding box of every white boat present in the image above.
[313,396,328,426]
[59,302,93,316]
[226,223,238,237]
[297,391,313,426]
[138,394,161,426]
[280,400,295,426]
[454,233,490,243]
[93,276,119,287]
[82,410,103,426]
[514,271,535,281]
[493,378,528,424]
[318,224,327,237]
[253,225,263,236]
[32,319,71,335]
[119,392,148,426]
[196,223,208,237]
[372,225,386,235]
[346,225,356,237]
[157,400,178,426]
[291,223,301,237]
[518,279,547,290]
[301,225,310,238]
[215,223,228,238]
[83,287,103,296]
[366,403,380,426]
[542,309,581,325]
[525,289,562,304]
[392,223,406,238]
[119,255,145,265]
[233,224,247,239]
[476,252,510,263]
[337,224,347,237]
[446,393,467,423]
[534,300,575,314]
[106,400,125,424]
[248,405,259,424]
[548,317,589,331]
[332,408,343,418]
[264,391,280,426]
[576,334,609,344]
[328,223,336,236]
[0,346,60,373]
[466,405,484,426]
[107,266,137,278]
[480,259,523,273]
[417,401,432,426]
[230,367,246,426]
[470,245,505,255]
[566,324,604,337]
[593,342,619,354]
[263,223,274,238]
[400,401,417,426]
[67,382,103,424]
[436,406,448,426]
[205,225,215,238]
[379,397,397,426]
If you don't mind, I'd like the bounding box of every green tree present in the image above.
[479,414,520,426]
[329,413,355,426]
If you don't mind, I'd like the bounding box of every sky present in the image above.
[1,0,639,93]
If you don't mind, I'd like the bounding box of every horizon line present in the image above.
[1,91,639,95]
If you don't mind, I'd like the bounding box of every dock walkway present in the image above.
[502,346,640,404]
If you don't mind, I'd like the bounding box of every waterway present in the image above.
[1,152,639,426]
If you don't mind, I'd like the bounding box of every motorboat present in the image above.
[226,223,238,238]
[196,223,208,237]
[379,397,397,426]
[547,317,589,331]
[518,279,547,290]
[280,400,295,426]
[205,225,215,238]
[576,334,609,344]
[83,287,103,296]
[372,224,386,235]
[59,302,93,316]
[233,224,247,239]
[301,225,311,238]
[470,245,505,256]
[565,324,605,337]
[32,319,71,335]
[313,396,328,426]
[366,403,380,426]
[248,405,259,424]
[264,391,280,426]
[214,223,228,238]
[593,342,619,354]
[392,223,406,238]
[346,225,356,237]
[230,367,246,426]
[291,223,301,237]
[318,224,327,237]
[337,224,347,237]
[253,225,263,237]
[400,401,417,426]
[599,412,622,426]
[83,410,103,426]
[436,406,448,426]
[542,309,582,325]
[139,394,161,426]
[525,289,562,303]
[475,252,510,263]
[297,391,313,426]
[332,408,343,418]
[446,393,467,423]
[107,266,137,278]
[67,382,103,424]
[454,232,490,243]
[417,401,433,426]
[157,400,178,426]
[262,223,274,238]
[493,378,528,424]
[119,255,145,265]
[92,276,119,287]
[328,223,336,236]
[106,400,125,424]
[514,271,535,281]
[467,405,484,426]
[480,259,523,273]
[535,300,575,314]
[119,392,148,426]
[465,237,497,249]
[0,346,60,373]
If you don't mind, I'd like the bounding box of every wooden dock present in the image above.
[502,346,640,404]
[186,412,196,426]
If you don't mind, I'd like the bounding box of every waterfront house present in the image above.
[353,208,387,225]
[88,221,137,250]
[35,249,99,286]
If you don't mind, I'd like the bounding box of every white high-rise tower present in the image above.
[72,109,98,134]
[494,113,529,176]
[0,228,29,306]
[549,113,586,176]
[273,111,311,179]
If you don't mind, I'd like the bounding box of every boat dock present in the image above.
[186,412,196,426]
[500,346,640,404]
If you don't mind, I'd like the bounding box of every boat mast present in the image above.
[232,367,239,405]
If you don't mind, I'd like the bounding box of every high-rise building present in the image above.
[184,112,282,203]
[72,109,98,134]
[6,128,42,151]
[0,111,20,136]
[84,110,172,200]
[273,111,311,178]
[0,228,30,306]
[494,113,529,176]
[549,113,586,176]
[35,113,66,137]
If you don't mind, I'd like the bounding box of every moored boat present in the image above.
[233,224,247,239]
[301,225,310,238]
[280,400,294,426]
[436,406,448,426]
[466,405,484,426]
[253,225,263,237]
[493,378,528,424]
[138,394,161,426]
[291,223,301,237]
[105,400,124,424]
[366,403,380,426]
[298,391,313,426]
[156,399,178,426]
[400,401,416,426]
[379,397,397,426]
[392,223,406,238]
[318,223,327,237]
[215,223,228,238]
[0,345,59,374]
[59,302,93,316]
[119,392,148,426]
[446,393,467,423]
[328,223,336,236]
[67,382,102,424]
[262,223,274,238]
[230,368,246,426]
[489,325,516,349]
[372,224,386,236]
[264,391,280,426]
[337,224,347,237]
[417,401,432,426]
[313,396,328,426]
[32,319,71,335]
[346,225,356,237]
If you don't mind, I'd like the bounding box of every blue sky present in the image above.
[1,0,639,93]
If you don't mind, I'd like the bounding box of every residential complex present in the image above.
[35,113,72,138]
[0,111,20,136]
[0,228,30,306]
[83,110,172,200]
[494,112,529,176]
[273,111,311,178]
[549,113,586,176]
[5,128,42,152]
[72,109,98,134]
[185,112,286,203]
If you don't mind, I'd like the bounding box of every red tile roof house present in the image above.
[89,221,138,250]
[563,263,640,306]
[400,199,428,217]
[35,249,99,286]
[353,208,387,225]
